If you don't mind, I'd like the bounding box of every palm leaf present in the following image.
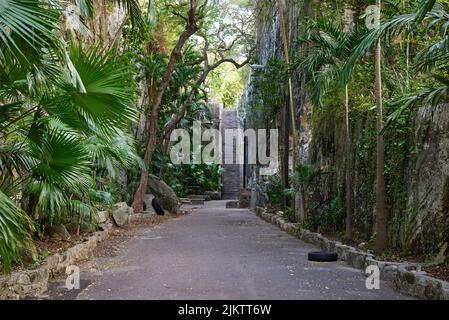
[340,13,417,85]
[27,130,92,191]
[0,0,61,61]
[414,0,437,23]
[0,191,35,273]
[47,44,137,134]
[113,0,144,30]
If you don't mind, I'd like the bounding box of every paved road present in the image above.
[50,201,410,300]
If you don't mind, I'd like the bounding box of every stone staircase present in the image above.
[221,109,241,200]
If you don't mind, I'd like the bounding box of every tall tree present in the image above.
[132,0,206,212]
[296,18,366,238]
[162,15,254,148]
[373,0,388,253]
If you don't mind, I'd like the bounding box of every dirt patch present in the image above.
[35,232,94,256]
[92,214,184,259]
[43,213,189,299]
[318,231,426,264]
[425,265,449,282]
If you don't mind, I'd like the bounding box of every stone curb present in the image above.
[128,213,156,222]
[128,208,191,223]
[253,207,449,300]
[0,223,113,300]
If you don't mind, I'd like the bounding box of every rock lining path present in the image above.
[48,201,410,300]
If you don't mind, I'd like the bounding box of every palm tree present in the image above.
[296,18,366,239]
[373,0,388,253]
[340,0,448,109]
[340,0,449,251]
[290,165,322,222]
[0,192,35,272]
[2,43,139,220]
[0,0,143,271]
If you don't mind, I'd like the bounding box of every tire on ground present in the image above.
[152,198,165,216]
[308,251,338,262]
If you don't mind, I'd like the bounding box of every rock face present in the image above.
[111,202,132,227]
[95,211,109,224]
[205,191,221,200]
[48,225,71,241]
[148,174,180,213]
[405,104,449,253]
[241,0,312,209]
[143,194,156,215]
[242,0,449,255]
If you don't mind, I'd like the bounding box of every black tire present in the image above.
[143,201,147,211]
[308,251,338,262]
[152,198,165,216]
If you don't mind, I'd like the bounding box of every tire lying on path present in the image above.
[152,198,165,216]
[308,251,338,262]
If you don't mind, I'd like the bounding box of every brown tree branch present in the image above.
[162,44,254,143]
[132,0,201,212]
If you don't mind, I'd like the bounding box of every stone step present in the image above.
[190,199,205,205]
[180,198,192,204]
[221,109,242,200]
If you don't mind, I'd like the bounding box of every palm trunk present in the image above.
[373,0,388,253]
[344,85,353,240]
[278,0,298,216]
[301,188,308,221]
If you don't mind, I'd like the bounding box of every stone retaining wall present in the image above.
[254,207,449,300]
[0,223,113,300]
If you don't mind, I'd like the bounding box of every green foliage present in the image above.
[340,0,449,108]
[295,17,367,107]
[247,58,289,127]
[159,160,222,197]
[209,63,246,108]
[305,197,345,232]
[267,174,285,209]
[0,191,35,272]
[0,0,144,271]
[291,164,322,191]
[114,0,145,30]
[0,0,61,62]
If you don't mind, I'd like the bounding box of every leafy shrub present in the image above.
[305,197,345,232]
[267,174,285,209]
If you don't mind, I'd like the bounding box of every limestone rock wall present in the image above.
[243,0,449,255]
[242,0,310,208]
[405,104,449,253]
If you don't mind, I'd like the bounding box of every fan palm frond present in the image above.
[0,0,62,61]
[0,191,35,273]
[46,44,137,134]
[113,0,145,30]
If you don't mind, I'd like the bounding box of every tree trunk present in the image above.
[373,0,388,253]
[301,188,308,221]
[344,85,353,240]
[277,0,298,214]
[132,1,200,212]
